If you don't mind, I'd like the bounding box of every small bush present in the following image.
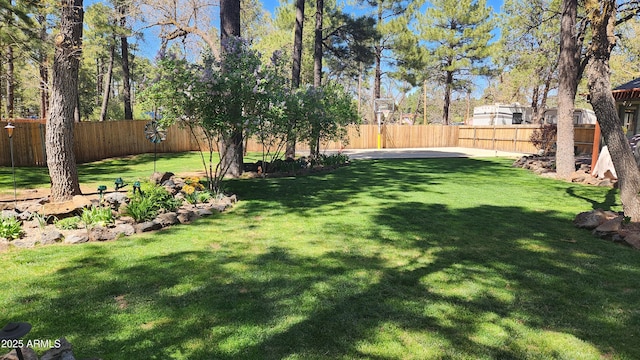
[55,216,81,230]
[196,191,213,203]
[316,153,350,167]
[126,183,180,222]
[530,124,557,155]
[144,183,181,212]
[0,216,23,240]
[81,206,114,229]
[124,196,157,223]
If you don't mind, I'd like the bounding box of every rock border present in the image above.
[0,173,237,251]
[513,155,640,250]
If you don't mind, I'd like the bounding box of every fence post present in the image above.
[492,126,496,150]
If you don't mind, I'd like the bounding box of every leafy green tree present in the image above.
[299,82,360,156]
[140,40,289,191]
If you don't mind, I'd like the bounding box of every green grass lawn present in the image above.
[0,151,265,195]
[1,156,638,359]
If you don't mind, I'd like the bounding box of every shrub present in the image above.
[530,124,557,155]
[126,183,181,222]
[55,216,81,230]
[81,206,114,229]
[0,216,23,240]
[196,191,212,203]
[124,196,157,223]
[143,183,181,212]
[316,153,350,167]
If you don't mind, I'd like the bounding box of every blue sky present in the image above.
[86,0,504,59]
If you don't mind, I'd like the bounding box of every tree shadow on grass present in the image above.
[226,158,517,216]
[0,152,199,192]
[4,157,635,358]
[8,202,639,359]
[565,185,619,210]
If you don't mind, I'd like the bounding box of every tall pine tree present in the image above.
[409,0,495,124]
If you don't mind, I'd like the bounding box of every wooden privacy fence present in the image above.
[0,120,595,167]
[457,125,595,154]
[0,120,195,167]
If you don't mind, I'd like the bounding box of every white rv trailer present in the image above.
[542,108,597,125]
[471,103,533,125]
[472,104,597,126]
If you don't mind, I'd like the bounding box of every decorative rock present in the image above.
[592,216,624,238]
[64,232,89,244]
[209,204,227,212]
[156,212,179,226]
[0,347,38,360]
[196,208,213,217]
[40,338,74,360]
[161,179,175,188]
[573,209,619,229]
[0,210,18,218]
[40,230,64,245]
[15,198,48,214]
[11,238,38,248]
[115,216,135,225]
[172,177,185,190]
[150,172,174,185]
[177,210,196,224]
[623,232,640,249]
[22,220,40,229]
[135,220,163,233]
[0,239,9,252]
[112,223,135,237]
[89,227,118,242]
[103,192,128,211]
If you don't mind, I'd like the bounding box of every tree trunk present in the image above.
[96,58,103,106]
[38,14,49,120]
[442,69,452,125]
[99,38,115,122]
[6,44,14,119]
[556,0,579,178]
[47,0,83,201]
[374,1,382,100]
[531,84,540,123]
[586,0,640,220]
[286,0,305,159]
[220,0,243,177]
[120,4,133,120]
[313,0,323,88]
[291,0,305,90]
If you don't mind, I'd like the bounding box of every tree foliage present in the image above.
[399,0,496,124]
[140,38,359,191]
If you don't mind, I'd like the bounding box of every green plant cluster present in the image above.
[139,38,360,192]
[314,153,350,167]
[125,182,182,222]
[0,215,23,240]
[54,216,81,230]
[52,206,113,231]
[80,206,114,230]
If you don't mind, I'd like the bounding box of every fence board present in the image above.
[0,120,596,166]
